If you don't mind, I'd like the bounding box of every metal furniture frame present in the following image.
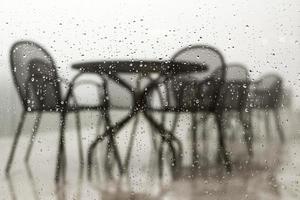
[149,45,231,172]
[70,59,207,181]
[5,40,107,180]
[249,73,285,142]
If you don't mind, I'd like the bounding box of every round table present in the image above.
[55,60,207,182]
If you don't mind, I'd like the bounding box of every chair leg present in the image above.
[191,113,199,170]
[171,113,183,170]
[169,137,183,179]
[25,112,42,163]
[99,112,113,179]
[95,112,104,137]
[55,112,67,183]
[273,109,285,143]
[110,135,124,175]
[5,111,27,175]
[150,125,158,152]
[7,173,17,199]
[239,111,254,157]
[124,114,139,171]
[101,90,117,177]
[158,141,164,179]
[170,113,179,134]
[168,140,179,178]
[88,133,108,180]
[95,112,104,180]
[169,113,180,168]
[160,132,183,180]
[200,113,209,141]
[223,112,230,140]
[228,114,236,141]
[200,113,209,165]
[102,102,123,177]
[75,112,84,168]
[215,113,231,172]
[251,111,257,139]
[264,110,271,139]
[104,136,113,179]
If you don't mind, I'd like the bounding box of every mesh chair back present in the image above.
[220,64,250,110]
[250,73,283,109]
[167,45,226,111]
[10,41,61,111]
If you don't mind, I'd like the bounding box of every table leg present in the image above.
[87,113,135,180]
[143,111,183,179]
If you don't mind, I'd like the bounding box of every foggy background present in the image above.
[0,0,299,135]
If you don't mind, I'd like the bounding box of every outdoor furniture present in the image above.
[5,40,107,178]
[219,64,253,156]
[249,73,285,142]
[147,45,231,172]
[70,59,207,181]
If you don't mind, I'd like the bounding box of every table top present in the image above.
[72,60,207,75]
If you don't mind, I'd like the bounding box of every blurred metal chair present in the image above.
[146,44,231,174]
[5,40,107,176]
[249,73,285,142]
[219,64,253,156]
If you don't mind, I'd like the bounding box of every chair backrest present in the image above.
[10,40,62,111]
[250,73,283,109]
[166,45,226,111]
[219,64,251,111]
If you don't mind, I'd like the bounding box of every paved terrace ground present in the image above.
[0,110,299,200]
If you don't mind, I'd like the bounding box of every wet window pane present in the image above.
[0,0,299,199]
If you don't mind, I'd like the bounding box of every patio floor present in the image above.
[0,111,299,200]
